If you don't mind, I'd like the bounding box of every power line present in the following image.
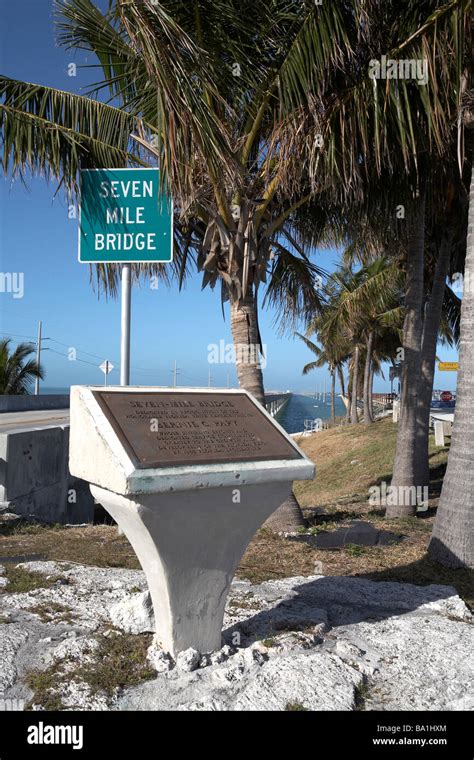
[24,335,168,375]
[2,330,210,383]
[0,331,43,341]
[47,347,111,369]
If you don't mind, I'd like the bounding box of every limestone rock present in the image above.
[0,561,471,712]
[109,591,155,634]
[147,642,174,674]
[232,651,363,711]
[176,648,201,673]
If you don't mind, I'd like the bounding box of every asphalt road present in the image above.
[0,409,70,433]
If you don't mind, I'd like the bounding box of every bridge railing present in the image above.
[265,393,291,418]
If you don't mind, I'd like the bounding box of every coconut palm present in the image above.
[310,260,404,424]
[413,183,466,491]
[0,339,44,395]
[296,333,349,426]
[292,0,469,511]
[429,90,474,569]
[2,1,467,399]
[1,0,470,533]
[0,0,335,532]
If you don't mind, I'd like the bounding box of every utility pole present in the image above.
[120,263,131,386]
[227,372,230,389]
[208,370,212,388]
[35,320,42,395]
[172,360,178,388]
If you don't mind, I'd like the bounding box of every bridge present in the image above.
[264,392,292,418]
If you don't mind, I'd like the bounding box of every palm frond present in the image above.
[0,76,143,195]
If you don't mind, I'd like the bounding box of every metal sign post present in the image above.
[100,359,114,387]
[120,264,132,386]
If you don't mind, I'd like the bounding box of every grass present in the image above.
[75,633,156,696]
[261,637,278,648]
[0,524,140,570]
[228,592,263,611]
[285,702,308,711]
[24,632,155,710]
[294,417,449,508]
[28,602,74,624]
[354,680,370,711]
[25,667,66,711]
[0,566,68,594]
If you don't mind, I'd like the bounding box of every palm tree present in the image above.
[429,91,474,569]
[310,261,403,424]
[54,0,333,402]
[0,0,333,532]
[296,333,348,426]
[3,0,465,399]
[0,339,44,394]
[1,0,469,532]
[414,183,465,491]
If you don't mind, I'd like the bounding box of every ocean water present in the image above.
[277,394,347,434]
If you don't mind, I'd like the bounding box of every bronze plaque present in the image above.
[92,391,301,468]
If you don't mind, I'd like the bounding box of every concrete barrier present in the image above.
[0,422,94,524]
[0,395,69,413]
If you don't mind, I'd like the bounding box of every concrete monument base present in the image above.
[70,386,315,656]
[91,481,292,654]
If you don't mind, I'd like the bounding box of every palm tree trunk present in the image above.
[330,368,336,424]
[230,292,265,405]
[363,331,374,425]
[387,195,426,518]
[263,492,307,533]
[416,233,453,489]
[230,288,306,532]
[428,162,474,569]
[350,345,360,424]
[346,365,352,423]
[369,363,375,421]
[337,365,346,398]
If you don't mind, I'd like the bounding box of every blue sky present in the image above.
[0,0,459,393]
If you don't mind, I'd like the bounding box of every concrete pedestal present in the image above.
[92,481,292,654]
[69,386,315,656]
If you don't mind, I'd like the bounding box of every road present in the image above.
[0,409,70,433]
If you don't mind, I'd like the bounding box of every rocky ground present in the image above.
[0,560,472,711]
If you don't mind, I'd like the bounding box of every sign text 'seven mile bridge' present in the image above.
[79,168,173,264]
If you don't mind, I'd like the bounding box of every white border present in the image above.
[77,168,174,264]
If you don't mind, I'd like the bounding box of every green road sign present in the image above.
[79,168,173,263]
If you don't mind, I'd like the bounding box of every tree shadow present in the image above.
[289,520,403,550]
[305,509,364,526]
[224,551,473,647]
